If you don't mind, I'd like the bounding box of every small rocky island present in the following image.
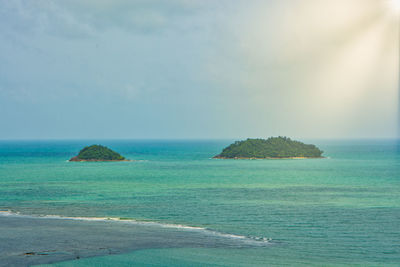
[69,145,128,162]
[214,137,323,159]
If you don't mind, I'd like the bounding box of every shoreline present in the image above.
[69,157,133,162]
[213,156,325,160]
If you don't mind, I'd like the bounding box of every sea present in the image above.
[0,139,399,266]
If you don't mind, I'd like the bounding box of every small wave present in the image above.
[0,211,270,245]
[0,210,15,216]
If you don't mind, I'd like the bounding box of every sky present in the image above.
[0,0,398,140]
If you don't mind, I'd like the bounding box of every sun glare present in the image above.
[389,0,400,12]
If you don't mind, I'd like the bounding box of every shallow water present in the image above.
[0,139,399,266]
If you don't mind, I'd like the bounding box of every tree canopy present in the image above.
[214,137,323,159]
[71,145,125,161]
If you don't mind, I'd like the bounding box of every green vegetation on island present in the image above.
[70,145,127,162]
[214,137,323,159]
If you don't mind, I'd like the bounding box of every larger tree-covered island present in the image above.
[69,145,128,162]
[214,137,323,159]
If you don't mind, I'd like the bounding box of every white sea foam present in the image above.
[0,210,15,216]
[0,210,270,245]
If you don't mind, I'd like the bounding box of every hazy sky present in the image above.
[0,0,398,139]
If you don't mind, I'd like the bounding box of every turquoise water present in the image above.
[0,140,399,266]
